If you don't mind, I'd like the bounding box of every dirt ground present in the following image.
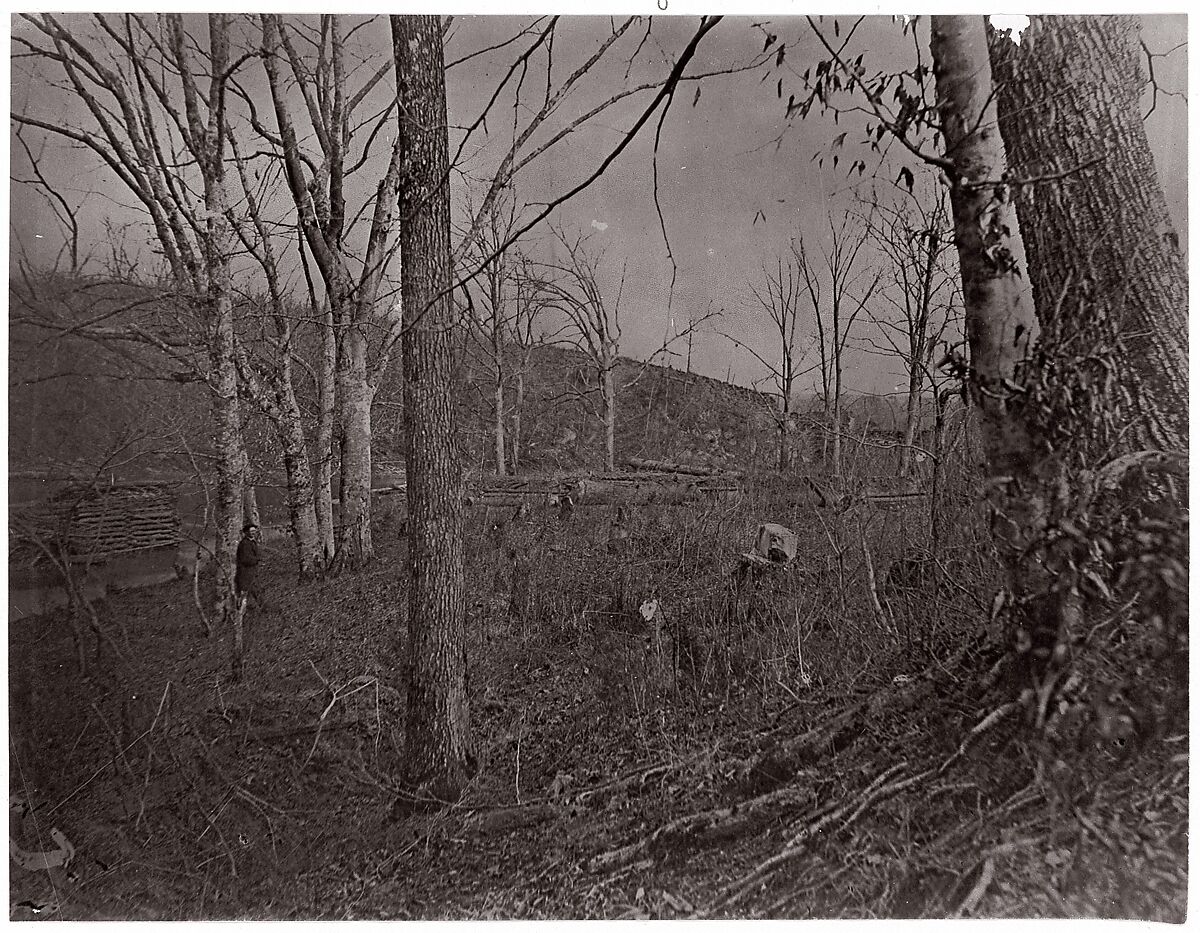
[7,513,1188,920]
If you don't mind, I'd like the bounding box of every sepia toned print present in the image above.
[9,13,1186,919]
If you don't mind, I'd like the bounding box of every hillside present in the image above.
[10,273,924,493]
[10,283,777,488]
[441,345,777,475]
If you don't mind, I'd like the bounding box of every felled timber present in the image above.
[461,471,740,508]
[571,472,738,505]
[623,457,743,478]
[785,476,929,510]
[861,490,929,510]
[10,482,181,561]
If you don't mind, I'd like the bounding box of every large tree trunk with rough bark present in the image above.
[987,15,1188,454]
[393,13,476,806]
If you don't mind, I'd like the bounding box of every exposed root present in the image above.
[704,700,1021,914]
[589,782,810,874]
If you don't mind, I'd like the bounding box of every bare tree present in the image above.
[507,256,551,473]
[11,124,91,275]
[226,131,326,577]
[392,12,476,805]
[860,180,961,476]
[795,215,881,480]
[13,13,251,675]
[538,227,625,472]
[459,190,522,475]
[726,254,812,471]
[257,13,407,572]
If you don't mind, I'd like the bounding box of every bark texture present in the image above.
[602,363,617,472]
[314,299,337,564]
[198,14,248,680]
[512,366,526,473]
[931,16,1040,497]
[987,15,1188,454]
[931,14,1057,686]
[492,310,508,475]
[393,13,476,804]
[335,318,374,568]
[274,372,323,575]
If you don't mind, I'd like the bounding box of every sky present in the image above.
[8,14,1189,401]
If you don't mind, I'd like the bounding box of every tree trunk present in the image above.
[898,372,921,477]
[198,14,247,681]
[987,15,1188,454]
[334,315,373,570]
[492,313,507,475]
[242,479,260,529]
[932,15,1040,489]
[778,396,791,472]
[211,291,245,680]
[393,12,475,806]
[931,16,1049,684]
[602,363,617,472]
[314,299,337,564]
[929,390,950,554]
[512,365,526,473]
[274,368,323,575]
[835,383,844,477]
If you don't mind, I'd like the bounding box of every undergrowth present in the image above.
[8,453,1187,920]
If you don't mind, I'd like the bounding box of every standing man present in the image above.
[235,523,261,611]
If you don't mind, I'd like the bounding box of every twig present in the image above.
[192,545,212,637]
[710,698,1020,917]
[88,700,134,779]
[300,673,377,771]
[1073,806,1118,855]
[952,856,994,917]
[589,782,807,873]
[134,682,172,831]
[709,761,919,911]
[858,522,893,636]
[939,702,1019,775]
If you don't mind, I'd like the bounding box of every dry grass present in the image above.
[7,446,1186,920]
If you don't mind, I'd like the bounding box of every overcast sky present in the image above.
[9,14,1188,399]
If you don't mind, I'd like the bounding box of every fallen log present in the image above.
[624,457,743,478]
[572,475,737,505]
[461,472,739,508]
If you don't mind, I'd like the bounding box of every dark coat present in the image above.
[235,536,260,595]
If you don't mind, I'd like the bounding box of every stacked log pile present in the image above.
[11,482,181,561]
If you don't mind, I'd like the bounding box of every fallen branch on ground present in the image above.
[704,701,1021,913]
[588,781,811,873]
